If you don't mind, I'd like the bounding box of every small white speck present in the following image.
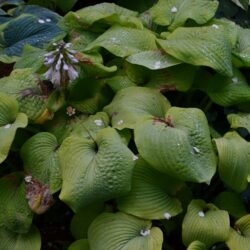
[111,37,117,42]
[24,175,32,183]
[140,229,150,236]
[212,24,219,29]
[38,19,45,24]
[117,120,124,125]
[232,77,238,84]
[164,212,171,220]
[154,61,161,69]
[171,6,178,13]
[46,18,51,22]
[94,119,103,126]
[133,155,139,161]
[177,143,180,146]
[4,124,11,129]
[212,246,216,250]
[193,147,200,153]
[53,42,57,46]
[198,211,205,217]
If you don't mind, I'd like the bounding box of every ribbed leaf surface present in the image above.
[182,200,230,248]
[88,212,163,250]
[158,26,233,76]
[85,25,157,57]
[228,113,250,133]
[20,132,61,193]
[187,241,206,250]
[59,127,135,212]
[213,131,250,192]
[104,87,170,129]
[149,0,218,30]
[134,107,217,183]
[117,158,182,220]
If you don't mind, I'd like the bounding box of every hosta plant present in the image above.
[0,0,249,249]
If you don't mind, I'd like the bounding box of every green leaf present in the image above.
[182,200,230,248]
[230,0,249,10]
[0,225,41,250]
[20,132,61,194]
[0,14,64,59]
[59,127,135,212]
[68,239,90,250]
[85,25,157,57]
[233,27,250,66]
[0,172,33,233]
[157,26,233,77]
[213,131,250,192]
[88,212,163,250]
[214,191,247,219]
[70,202,104,239]
[62,3,142,31]
[205,68,250,107]
[149,0,218,30]
[187,241,206,250]
[117,158,182,220]
[0,93,28,163]
[104,86,170,129]
[228,112,250,133]
[134,107,217,183]
[0,68,51,123]
[126,50,181,70]
[14,45,46,72]
[226,215,250,250]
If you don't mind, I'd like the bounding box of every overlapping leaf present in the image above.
[0,93,28,163]
[59,127,135,212]
[187,241,206,250]
[213,131,250,192]
[104,86,170,129]
[226,215,250,250]
[0,172,33,234]
[182,200,230,248]
[134,107,217,183]
[149,0,218,30]
[68,239,90,250]
[117,158,182,220]
[20,132,61,193]
[227,112,250,133]
[85,25,157,57]
[88,212,163,250]
[157,26,233,76]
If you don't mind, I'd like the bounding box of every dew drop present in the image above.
[198,211,205,217]
[46,18,51,22]
[140,229,150,236]
[117,120,124,125]
[171,6,178,13]
[164,212,171,220]
[212,24,219,29]
[94,119,103,126]
[38,19,45,24]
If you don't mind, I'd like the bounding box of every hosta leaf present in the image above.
[62,3,142,31]
[0,172,33,234]
[126,50,181,70]
[20,132,61,194]
[134,107,217,183]
[226,215,250,250]
[187,241,206,250]
[104,87,170,129]
[0,14,64,59]
[117,158,182,220]
[0,93,28,163]
[214,192,247,219]
[233,27,250,67]
[213,131,250,192]
[227,113,250,133]
[68,239,90,250]
[149,0,218,30]
[59,127,135,212]
[157,26,233,77]
[88,212,163,250]
[230,0,249,10]
[0,225,41,250]
[85,25,157,57]
[205,68,250,107]
[14,45,45,72]
[54,0,78,13]
[0,68,51,123]
[182,200,230,248]
[70,202,104,239]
